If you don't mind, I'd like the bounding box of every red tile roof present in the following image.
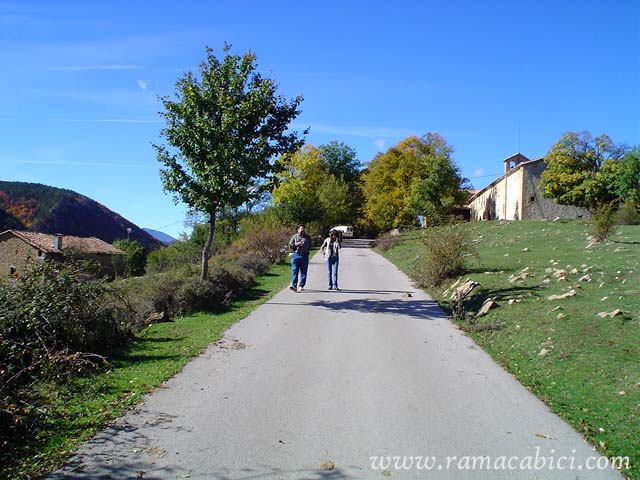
[0,230,125,255]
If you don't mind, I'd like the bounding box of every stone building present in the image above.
[0,230,125,279]
[468,153,590,221]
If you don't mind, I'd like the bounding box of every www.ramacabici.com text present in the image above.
[370,447,629,473]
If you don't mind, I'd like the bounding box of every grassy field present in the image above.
[382,220,639,479]
[3,262,291,480]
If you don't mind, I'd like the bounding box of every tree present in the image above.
[616,147,640,207]
[154,44,306,281]
[271,145,326,224]
[318,140,361,183]
[361,134,467,231]
[540,132,627,211]
[271,143,360,232]
[112,239,147,277]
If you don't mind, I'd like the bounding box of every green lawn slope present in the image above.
[383,220,639,479]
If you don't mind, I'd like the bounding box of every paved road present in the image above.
[48,245,623,479]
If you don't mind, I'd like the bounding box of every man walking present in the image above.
[289,224,311,292]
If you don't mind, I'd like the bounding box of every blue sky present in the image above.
[1,1,638,238]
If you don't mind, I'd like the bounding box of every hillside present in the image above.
[0,181,163,251]
[382,220,639,478]
[143,228,178,245]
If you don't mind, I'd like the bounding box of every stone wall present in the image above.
[0,235,43,278]
[520,161,590,220]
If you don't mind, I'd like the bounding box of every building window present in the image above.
[529,196,535,203]
[37,249,43,257]
[9,266,16,276]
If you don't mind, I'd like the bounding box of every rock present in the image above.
[538,348,549,357]
[552,269,567,278]
[547,290,577,301]
[450,279,479,301]
[476,298,499,318]
[579,274,592,282]
[556,313,566,319]
[522,247,530,252]
[146,311,171,323]
[596,309,625,318]
[509,267,534,283]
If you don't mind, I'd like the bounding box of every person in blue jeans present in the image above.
[288,224,311,292]
[321,229,341,290]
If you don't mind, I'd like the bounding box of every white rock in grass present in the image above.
[538,348,549,357]
[476,298,499,318]
[547,290,577,301]
[579,274,592,282]
[596,309,625,318]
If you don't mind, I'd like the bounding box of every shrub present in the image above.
[591,203,616,242]
[614,201,639,225]
[415,223,477,287]
[112,239,147,277]
[231,221,291,264]
[374,231,401,252]
[0,260,137,448]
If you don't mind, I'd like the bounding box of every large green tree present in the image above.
[271,143,360,231]
[318,140,361,183]
[154,44,306,281]
[362,134,467,231]
[616,147,640,207]
[540,132,627,211]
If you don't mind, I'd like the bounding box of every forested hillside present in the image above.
[0,181,162,251]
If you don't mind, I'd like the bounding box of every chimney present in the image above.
[54,234,63,251]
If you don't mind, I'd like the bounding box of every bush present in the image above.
[591,204,617,242]
[231,221,291,264]
[415,223,477,287]
[0,260,137,448]
[374,231,402,252]
[614,201,639,225]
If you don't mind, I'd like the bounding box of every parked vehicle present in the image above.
[331,225,354,238]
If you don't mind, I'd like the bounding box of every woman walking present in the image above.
[321,229,341,290]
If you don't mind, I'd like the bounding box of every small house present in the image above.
[0,230,125,278]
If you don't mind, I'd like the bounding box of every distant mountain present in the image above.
[143,228,178,245]
[0,181,164,251]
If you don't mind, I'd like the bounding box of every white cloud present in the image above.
[300,123,414,139]
[2,158,154,169]
[137,79,148,91]
[50,118,161,124]
[53,64,143,71]
[473,168,484,177]
[373,139,386,151]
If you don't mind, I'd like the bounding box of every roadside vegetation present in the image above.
[0,255,291,480]
[381,220,639,478]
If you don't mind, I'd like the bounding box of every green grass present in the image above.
[3,262,291,480]
[382,221,640,479]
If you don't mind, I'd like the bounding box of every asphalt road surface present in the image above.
[48,243,623,479]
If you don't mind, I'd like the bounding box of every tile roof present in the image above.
[0,230,125,255]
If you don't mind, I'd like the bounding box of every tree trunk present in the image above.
[200,208,216,282]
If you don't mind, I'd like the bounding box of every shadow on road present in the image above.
[306,297,444,320]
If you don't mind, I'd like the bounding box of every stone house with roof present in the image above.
[467,153,590,221]
[0,230,125,279]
